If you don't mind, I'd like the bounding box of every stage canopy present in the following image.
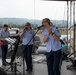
[43,0,76,1]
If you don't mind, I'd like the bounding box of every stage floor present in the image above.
[0,55,76,75]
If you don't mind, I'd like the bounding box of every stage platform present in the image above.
[0,54,76,75]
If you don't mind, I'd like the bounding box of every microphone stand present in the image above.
[17,27,41,75]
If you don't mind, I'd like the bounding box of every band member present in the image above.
[21,22,35,72]
[42,18,62,75]
[0,24,10,65]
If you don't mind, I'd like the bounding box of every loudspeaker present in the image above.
[0,67,7,75]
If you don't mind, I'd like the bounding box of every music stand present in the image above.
[5,35,22,75]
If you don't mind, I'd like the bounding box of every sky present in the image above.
[0,0,76,20]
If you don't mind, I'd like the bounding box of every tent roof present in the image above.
[43,0,76,1]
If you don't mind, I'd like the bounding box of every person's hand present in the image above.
[1,38,6,43]
[24,26,28,30]
[1,38,5,41]
[46,27,52,35]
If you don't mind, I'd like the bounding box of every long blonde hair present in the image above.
[42,18,54,26]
